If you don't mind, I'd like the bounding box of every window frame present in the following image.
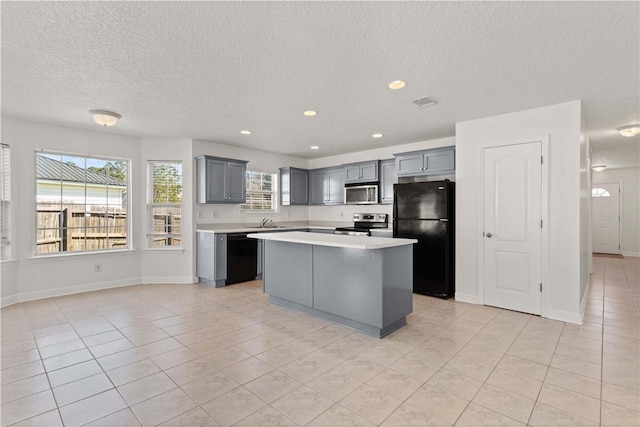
[591,187,611,198]
[34,150,131,256]
[146,160,183,249]
[1,144,10,261]
[241,170,278,213]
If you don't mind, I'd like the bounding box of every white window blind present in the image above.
[242,171,277,211]
[147,161,182,247]
[1,144,10,260]
[35,152,129,255]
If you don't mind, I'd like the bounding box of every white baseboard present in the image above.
[547,308,582,325]
[1,294,18,308]
[622,251,640,257]
[454,292,481,304]
[11,278,142,306]
[142,276,196,285]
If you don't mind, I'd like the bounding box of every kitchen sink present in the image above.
[248,225,290,229]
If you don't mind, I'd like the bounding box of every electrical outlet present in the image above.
[198,210,204,219]
[340,211,344,217]
[95,263,102,273]
[213,211,220,218]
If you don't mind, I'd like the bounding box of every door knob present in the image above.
[486,233,492,238]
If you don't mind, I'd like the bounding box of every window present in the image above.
[242,171,277,212]
[592,187,611,198]
[35,152,129,255]
[147,161,182,247]
[1,144,10,260]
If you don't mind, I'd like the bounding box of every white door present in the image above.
[483,142,542,315]
[592,183,620,254]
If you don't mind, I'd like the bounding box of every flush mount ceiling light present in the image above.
[310,145,320,150]
[592,165,607,172]
[372,133,383,138]
[89,110,121,127]
[240,130,252,135]
[388,80,406,90]
[617,124,640,137]
[303,110,317,117]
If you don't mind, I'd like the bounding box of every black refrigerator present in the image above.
[393,180,455,298]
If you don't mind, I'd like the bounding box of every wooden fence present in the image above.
[36,206,127,253]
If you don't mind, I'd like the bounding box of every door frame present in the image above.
[591,182,623,254]
[477,136,550,317]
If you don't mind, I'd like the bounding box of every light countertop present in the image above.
[249,231,416,250]
[196,221,351,234]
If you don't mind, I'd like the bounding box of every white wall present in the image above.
[592,167,640,256]
[140,138,195,284]
[192,139,309,224]
[455,101,585,324]
[1,117,144,306]
[579,112,591,304]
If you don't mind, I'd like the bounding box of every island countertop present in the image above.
[249,231,416,250]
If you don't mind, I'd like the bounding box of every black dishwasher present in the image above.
[226,233,258,285]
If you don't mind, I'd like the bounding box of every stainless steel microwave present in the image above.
[344,184,378,204]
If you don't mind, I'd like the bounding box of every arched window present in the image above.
[592,187,611,198]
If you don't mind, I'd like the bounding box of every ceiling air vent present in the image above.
[412,96,437,108]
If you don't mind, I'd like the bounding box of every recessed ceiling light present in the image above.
[388,80,406,90]
[372,133,383,138]
[240,130,252,135]
[310,146,320,150]
[303,110,317,116]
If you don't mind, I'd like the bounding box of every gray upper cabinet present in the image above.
[196,155,248,203]
[310,167,344,205]
[280,167,309,205]
[379,159,396,204]
[343,160,379,183]
[394,146,455,177]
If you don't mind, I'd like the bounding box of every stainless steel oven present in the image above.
[335,213,388,236]
[344,184,378,205]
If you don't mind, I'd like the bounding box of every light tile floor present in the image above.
[1,256,638,426]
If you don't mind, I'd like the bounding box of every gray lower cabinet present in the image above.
[256,238,263,278]
[280,167,309,205]
[310,167,344,205]
[264,241,313,306]
[343,160,379,183]
[262,239,413,338]
[196,156,248,203]
[379,159,396,204]
[196,232,227,287]
[394,146,455,177]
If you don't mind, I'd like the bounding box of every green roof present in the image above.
[36,156,126,186]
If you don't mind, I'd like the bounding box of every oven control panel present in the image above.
[353,213,387,223]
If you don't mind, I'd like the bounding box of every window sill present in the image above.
[29,248,136,261]
[144,248,185,253]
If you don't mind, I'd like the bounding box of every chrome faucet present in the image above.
[261,218,273,227]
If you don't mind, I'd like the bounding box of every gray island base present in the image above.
[250,232,417,338]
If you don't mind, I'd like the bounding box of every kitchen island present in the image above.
[249,232,417,338]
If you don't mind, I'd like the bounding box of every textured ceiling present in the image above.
[2,1,639,165]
